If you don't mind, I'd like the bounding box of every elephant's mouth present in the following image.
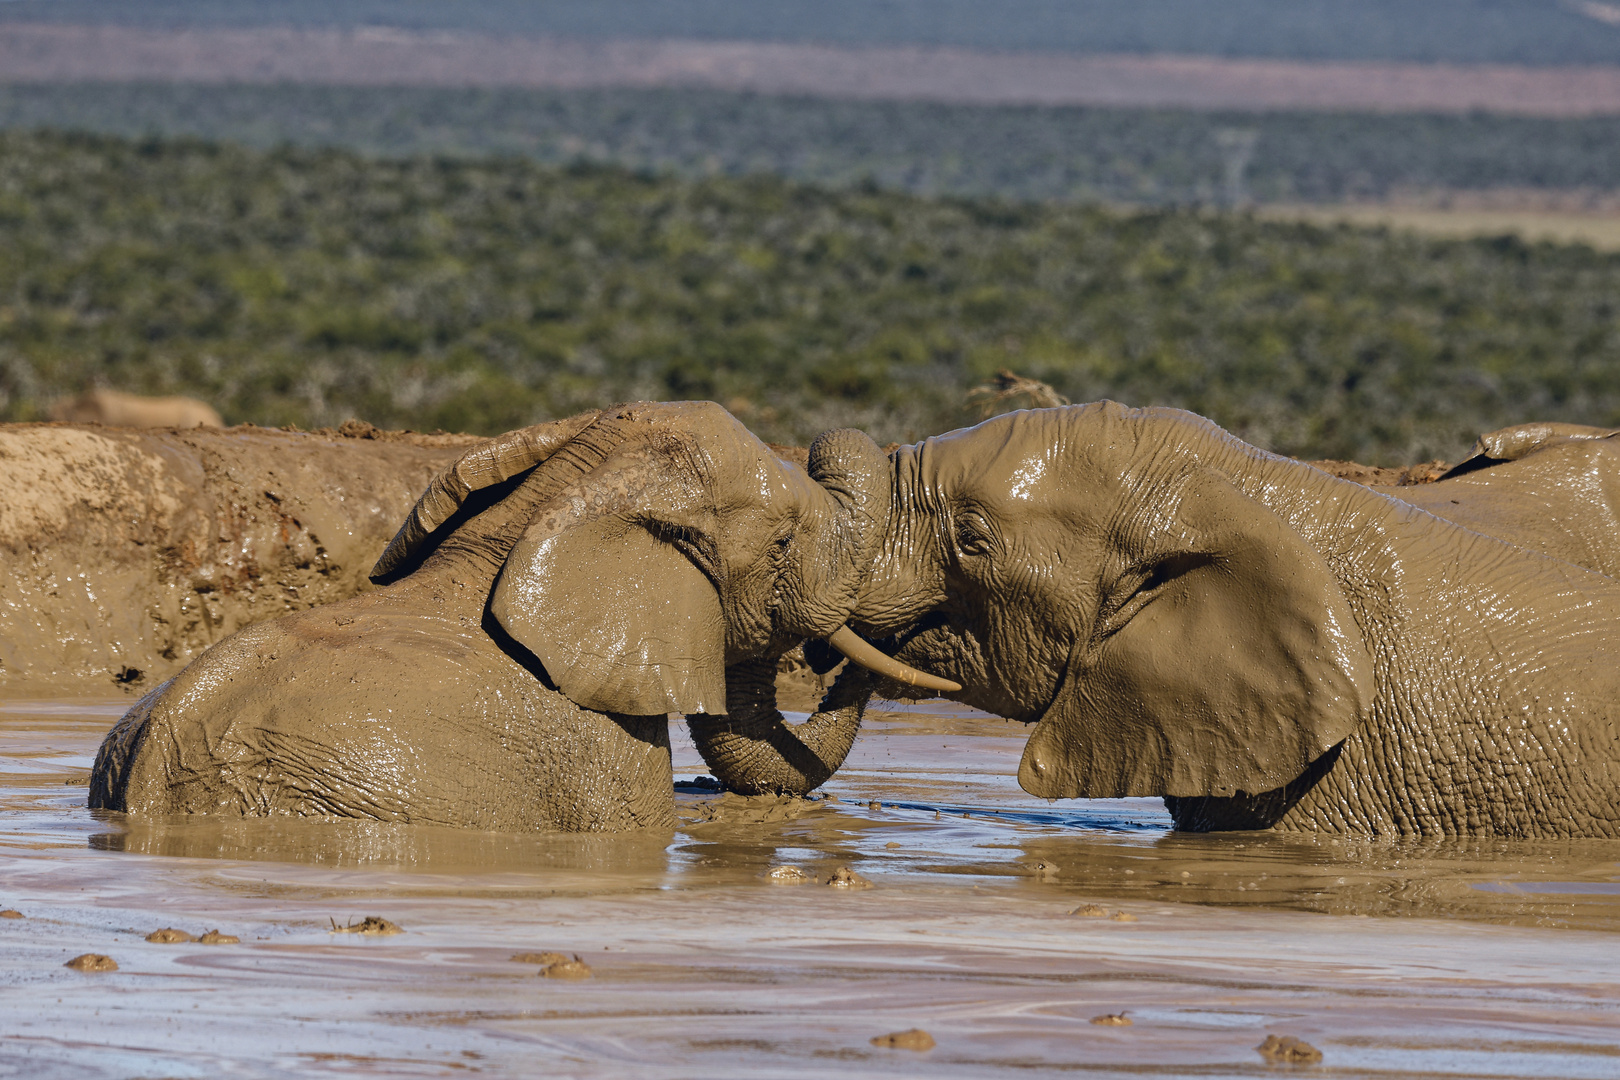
[874,614,1054,722]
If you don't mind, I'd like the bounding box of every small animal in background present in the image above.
[48,388,223,429]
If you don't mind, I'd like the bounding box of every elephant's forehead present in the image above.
[922,412,1086,506]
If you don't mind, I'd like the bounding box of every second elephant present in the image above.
[843,403,1620,838]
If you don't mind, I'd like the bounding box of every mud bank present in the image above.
[0,421,478,694]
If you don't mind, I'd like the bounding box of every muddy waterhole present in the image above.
[3,698,1618,1078]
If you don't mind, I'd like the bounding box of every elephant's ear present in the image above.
[1020,473,1373,800]
[490,515,726,716]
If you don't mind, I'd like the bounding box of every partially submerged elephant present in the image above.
[846,403,1620,838]
[90,402,947,831]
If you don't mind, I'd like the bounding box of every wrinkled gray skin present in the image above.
[92,402,890,830]
[849,403,1620,838]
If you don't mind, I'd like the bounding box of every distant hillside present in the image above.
[4,0,1620,66]
[4,84,1617,206]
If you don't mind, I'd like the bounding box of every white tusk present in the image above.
[826,625,963,694]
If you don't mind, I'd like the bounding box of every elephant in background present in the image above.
[49,388,223,428]
[843,402,1620,838]
[91,401,946,831]
[1400,421,1620,579]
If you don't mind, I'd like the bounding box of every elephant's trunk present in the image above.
[688,659,876,795]
[685,427,891,795]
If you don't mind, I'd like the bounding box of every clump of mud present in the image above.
[870,1029,935,1051]
[765,866,815,884]
[1070,904,1109,917]
[145,928,193,943]
[198,930,239,944]
[1090,1013,1132,1026]
[0,909,23,919]
[64,953,117,971]
[1257,1035,1323,1064]
[682,792,818,825]
[511,952,570,966]
[1310,458,1448,487]
[331,916,402,935]
[826,866,872,889]
[537,955,593,980]
[1109,911,1138,923]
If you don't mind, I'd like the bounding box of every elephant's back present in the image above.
[1403,440,1620,579]
[90,593,675,832]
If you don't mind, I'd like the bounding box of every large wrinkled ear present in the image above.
[490,514,725,717]
[1020,473,1372,800]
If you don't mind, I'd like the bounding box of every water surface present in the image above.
[3,698,1618,1078]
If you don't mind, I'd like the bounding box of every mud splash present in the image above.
[4,697,1619,1077]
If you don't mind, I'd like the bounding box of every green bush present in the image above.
[2,130,1617,464]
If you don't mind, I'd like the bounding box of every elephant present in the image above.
[842,402,1620,838]
[89,401,952,831]
[1398,421,1620,579]
[49,388,224,428]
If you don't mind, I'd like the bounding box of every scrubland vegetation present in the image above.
[1,130,1617,463]
[5,84,1620,207]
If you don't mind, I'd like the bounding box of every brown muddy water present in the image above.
[3,699,1619,1078]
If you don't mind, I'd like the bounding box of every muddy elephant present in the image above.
[90,402,949,831]
[845,402,1620,838]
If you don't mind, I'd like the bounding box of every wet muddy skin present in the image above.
[5,699,1620,1078]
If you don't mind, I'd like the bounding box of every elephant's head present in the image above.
[848,401,1373,804]
[369,400,953,796]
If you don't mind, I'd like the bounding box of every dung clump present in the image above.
[1257,1034,1323,1064]
[511,952,570,966]
[870,1028,935,1051]
[198,929,239,944]
[826,866,872,889]
[1090,1013,1132,1026]
[766,865,815,884]
[145,928,193,943]
[0,909,23,919]
[1109,911,1138,922]
[330,916,403,935]
[537,954,593,980]
[64,953,117,972]
[1070,904,1109,917]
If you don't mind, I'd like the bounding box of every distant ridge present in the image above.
[3,24,1620,116]
[4,0,1620,66]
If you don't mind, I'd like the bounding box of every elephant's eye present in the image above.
[955,511,995,557]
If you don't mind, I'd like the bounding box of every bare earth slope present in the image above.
[3,23,1620,115]
[0,421,476,693]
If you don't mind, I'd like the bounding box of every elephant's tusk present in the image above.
[826,625,963,694]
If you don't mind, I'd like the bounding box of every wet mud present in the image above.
[4,697,1620,1078]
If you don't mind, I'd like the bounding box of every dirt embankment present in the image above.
[0,421,478,694]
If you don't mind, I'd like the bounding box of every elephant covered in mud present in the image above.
[90,402,949,831]
[843,403,1620,838]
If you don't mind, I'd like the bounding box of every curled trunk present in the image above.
[688,660,876,795]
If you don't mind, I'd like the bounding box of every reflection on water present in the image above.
[12,699,1620,928]
[91,815,677,886]
[4,697,1620,1078]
